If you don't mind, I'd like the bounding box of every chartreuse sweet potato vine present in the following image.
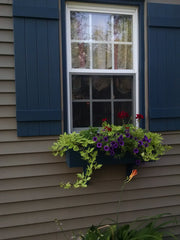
[51,114,171,189]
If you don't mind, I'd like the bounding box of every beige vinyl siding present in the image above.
[0,0,179,239]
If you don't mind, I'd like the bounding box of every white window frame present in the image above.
[66,2,139,132]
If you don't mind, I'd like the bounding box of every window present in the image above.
[66,3,139,132]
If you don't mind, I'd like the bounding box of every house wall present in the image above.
[0,0,179,239]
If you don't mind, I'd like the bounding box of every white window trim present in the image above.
[66,2,139,132]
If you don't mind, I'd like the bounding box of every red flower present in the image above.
[118,111,129,119]
[105,126,112,131]
[102,118,107,122]
[136,114,144,120]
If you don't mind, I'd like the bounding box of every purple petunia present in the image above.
[93,137,98,142]
[143,135,148,142]
[138,140,143,147]
[110,141,116,146]
[97,142,102,148]
[104,136,108,142]
[144,143,149,148]
[113,143,118,149]
[147,138,151,143]
[110,150,115,156]
[136,159,141,166]
[119,140,124,146]
[133,148,139,154]
[126,133,131,138]
[104,145,110,151]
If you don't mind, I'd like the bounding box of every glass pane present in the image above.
[92,76,111,99]
[71,43,90,68]
[113,76,133,99]
[114,15,132,42]
[93,44,112,69]
[92,13,112,41]
[72,75,89,100]
[114,102,132,125]
[93,102,111,126]
[71,12,89,40]
[73,102,90,128]
[114,44,132,69]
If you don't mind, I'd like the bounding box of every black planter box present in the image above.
[66,150,138,175]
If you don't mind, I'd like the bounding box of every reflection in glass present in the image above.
[92,13,112,41]
[114,102,132,125]
[114,44,132,69]
[114,15,132,42]
[92,76,111,99]
[113,76,132,99]
[72,43,90,68]
[73,102,90,127]
[71,12,90,40]
[93,44,112,69]
[93,102,111,126]
[72,75,89,100]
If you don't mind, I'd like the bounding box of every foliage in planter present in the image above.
[51,113,171,189]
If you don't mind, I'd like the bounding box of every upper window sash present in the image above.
[66,2,138,73]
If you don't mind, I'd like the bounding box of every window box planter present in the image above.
[66,150,138,176]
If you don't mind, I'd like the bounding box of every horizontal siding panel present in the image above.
[1,175,180,203]
[0,30,13,42]
[164,144,180,155]
[0,130,58,142]
[0,68,15,80]
[0,5,12,16]
[0,42,14,54]
[0,80,15,92]
[0,93,16,105]
[0,201,180,229]
[0,163,73,179]
[0,55,14,67]
[145,154,180,167]
[0,17,13,30]
[1,160,179,181]
[0,106,16,117]
[0,139,56,154]
[0,0,12,4]
[163,133,180,145]
[0,152,63,167]
[1,189,180,216]
[0,117,16,130]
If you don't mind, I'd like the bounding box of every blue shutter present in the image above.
[13,0,61,136]
[148,3,180,131]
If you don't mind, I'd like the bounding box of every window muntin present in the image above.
[66,3,138,132]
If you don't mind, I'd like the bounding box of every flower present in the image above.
[136,159,141,166]
[133,148,139,154]
[104,145,110,151]
[102,118,107,122]
[118,111,129,119]
[93,136,98,142]
[136,114,144,119]
[97,142,102,148]
[104,136,108,142]
[127,169,138,182]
